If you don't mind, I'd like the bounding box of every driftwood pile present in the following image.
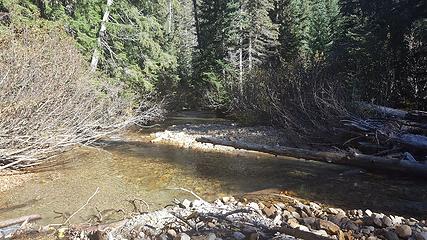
[197,103,427,177]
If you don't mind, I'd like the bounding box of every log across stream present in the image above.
[0,113,426,226]
[196,137,427,177]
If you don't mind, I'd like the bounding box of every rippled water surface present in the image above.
[1,112,426,225]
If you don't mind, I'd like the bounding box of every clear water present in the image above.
[0,113,426,225]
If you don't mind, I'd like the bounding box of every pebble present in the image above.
[214,199,224,207]
[365,210,373,217]
[167,229,177,238]
[182,199,191,209]
[282,210,292,219]
[192,199,205,208]
[248,202,260,211]
[233,232,246,240]
[263,205,276,218]
[176,233,191,240]
[396,225,412,239]
[222,196,231,203]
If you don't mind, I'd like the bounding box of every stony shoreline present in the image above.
[150,123,292,155]
[64,193,427,240]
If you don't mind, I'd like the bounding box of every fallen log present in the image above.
[0,214,41,229]
[196,137,427,177]
[356,102,427,122]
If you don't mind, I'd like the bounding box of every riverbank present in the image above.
[10,192,427,240]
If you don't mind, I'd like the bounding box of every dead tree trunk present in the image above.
[196,137,427,177]
[0,215,41,229]
[90,0,113,72]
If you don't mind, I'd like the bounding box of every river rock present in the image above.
[298,225,310,232]
[318,219,341,235]
[345,221,359,232]
[383,230,400,240]
[365,210,373,217]
[263,205,276,218]
[282,210,292,219]
[248,202,260,211]
[207,233,217,240]
[222,196,231,203]
[182,199,191,209]
[396,225,412,239]
[192,199,205,208]
[292,211,301,219]
[329,213,346,225]
[287,218,300,228]
[310,202,321,210]
[233,232,246,240]
[167,229,177,238]
[303,217,317,227]
[383,216,393,227]
[275,202,286,209]
[373,214,383,227]
[176,233,191,240]
[415,232,427,240]
[312,229,329,237]
[249,232,260,240]
[158,234,169,240]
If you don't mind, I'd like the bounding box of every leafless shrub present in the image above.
[235,61,349,143]
[0,27,164,169]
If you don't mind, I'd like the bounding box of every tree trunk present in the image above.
[90,0,114,72]
[167,0,173,33]
[192,0,201,48]
[0,215,41,229]
[248,32,253,70]
[238,7,243,95]
[196,137,427,177]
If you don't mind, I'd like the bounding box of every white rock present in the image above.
[192,199,205,208]
[365,209,373,217]
[177,233,191,240]
[310,202,321,210]
[298,225,310,232]
[182,199,191,209]
[248,202,260,211]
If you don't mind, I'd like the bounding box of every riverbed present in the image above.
[0,112,426,225]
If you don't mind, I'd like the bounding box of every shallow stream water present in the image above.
[0,112,426,225]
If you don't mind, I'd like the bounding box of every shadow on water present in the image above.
[0,113,426,224]
[103,140,427,218]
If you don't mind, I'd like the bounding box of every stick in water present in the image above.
[63,187,100,225]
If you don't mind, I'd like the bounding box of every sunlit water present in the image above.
[0,112,426,225]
